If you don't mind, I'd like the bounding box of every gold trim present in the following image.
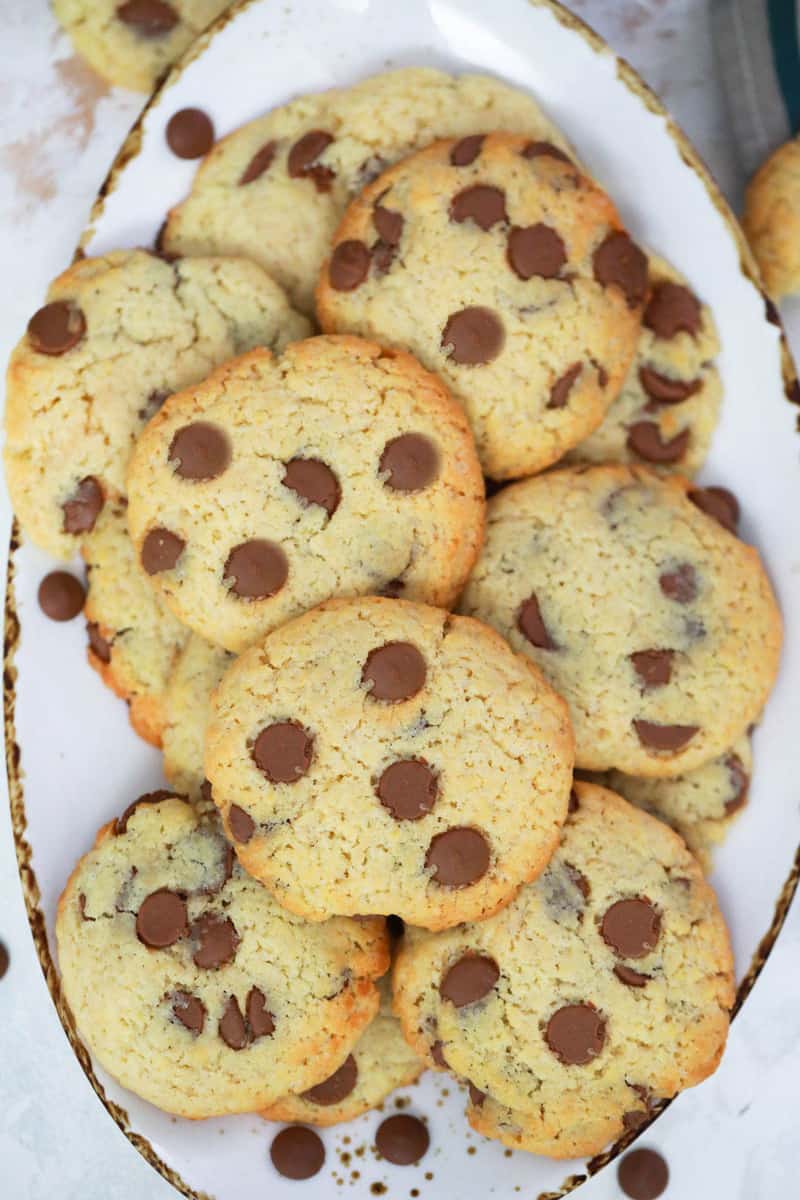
[6,2,799,1198]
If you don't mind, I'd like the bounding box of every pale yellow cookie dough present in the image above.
[162,633,233,801]
[744,136,800,299]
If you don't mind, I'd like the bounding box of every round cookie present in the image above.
[205,597,574,929]
[317,132,647,480]
[162,634,234,801]
[393,781,734,1159]
[126,337,485,654]
[52,1,230,93]
[262,976,423,1126]
[162,67,572,314]
[5,249,310,559]
[56,794,389,1118]
[744,136,800,299]
[460,465,782,776]
[565,252,721,476]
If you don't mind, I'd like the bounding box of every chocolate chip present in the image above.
[468,1083,486,1107]
[377,759,438,821]
[166,108,214,159]
[545,1003,606,1065]
[362,642,426,702]
[629,649,674,690]
[426,827,490,887]
[522,140,572,163]
[372,240,397,275]
[379,433,439,492]
[659,562,697,603]
[430,1040,448,1068]
[644,283,701,339]
[38,571,85,621]
[139,388,170,421]
[115,789,181,834]
[239,140,277,185]
[224,539,287,599]
[517,593,556,649]
[228,804,255,842]
[618,1148,669,1200]
[170,990,206,1033]
[614,964,650,988]
[450,185,508,231]
[329,240,371,291]
[141,527,184,574]
[62,477,103,535]
[602,898,661,958]
[633,720,698,752]
[169,422,231,480]
[627,421,690,464]
[548,363,582,409]
[566,862,590,899]
[688,486,740,534]
[271,1126,325,1180]
[253,720,314,783]
[450,135,484,166]
[593,232,648,308]
[507,223,566,280]
[283,457,340,516]
[440,954,499,1007]
[288,130,335,191]
[724,754,750,815]
[28,301,86,355]
[116,0,178,34]
[86,621,111,663]
[219,995,248,1050]
[639,366,702,404]
[442,307,504,365]
[375,1114,429,1165]
[246,986,275,1039]
[136,889,187,948]
[191,913,239,969]
[302,1055,358,1105]
[0,943,9,980]
[373,204,404,245]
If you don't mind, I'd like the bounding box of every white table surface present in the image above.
[1,2,798,1198]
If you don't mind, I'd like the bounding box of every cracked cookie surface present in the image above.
[163,634,233,800]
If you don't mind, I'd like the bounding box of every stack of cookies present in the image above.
[6,67,783,1173]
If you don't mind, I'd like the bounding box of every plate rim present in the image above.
[5,1,800,1197]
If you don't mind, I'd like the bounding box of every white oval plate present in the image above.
[6,2,800,1198]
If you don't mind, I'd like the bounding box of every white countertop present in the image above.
[1,2,798,1198]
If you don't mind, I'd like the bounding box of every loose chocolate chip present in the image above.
[633,720,698,752]
[644,283,701,339]
[387,914,406,940]
[136,889,187,948]
[28,301,86,355]
[724,754,750,815]
[0,943,9,980]
[139,388,170,421]
[62,477,103,535]
[38,571,85,621]
[191,913,239,969]
[688,486,740,534]
[548,362,582,409]
[627,421,690,464]
[116,0,178,34]
[228,804,255,843]
[246,986,275,1039]
[166,108,214,159]
[86,621,112,663]
[442,306,504,365]
[288,130,335,191]
[639,366,702,404]
[362,642,426,703]
[426,827,490,887]
[440,954,499,1008]
[302,1055,358,1105]
[379,433,439,492]
[253,720,314,783]
[430,1040,448,1068]
[115,789,181,834]
[239,140,277,185]
[219,995,248,1050]
[468,1083,487,1107]
[507,223,566,280]
[602,898,661,958]
[659,562,697,604]
[169,422,231,480]
[271,1126,325,1180]
[377,759,438,821]
[373,204,404,245]
[593,232,648,308]
[171,990,206,1034]
[629,649,674,690]
[283,457,340,516]
[450,185,508,231]
[614,964,650,988]
[618,1148,669,1200]
[517,593,556,650]
[522,140,572,163]
[224,539,288,599]
[141,527,185,574]
[376,1114,430,1166]
[545,1003,606,1065]
[329,240,371,291]
[450,135,485,166]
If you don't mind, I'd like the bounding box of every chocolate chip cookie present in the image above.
[460,465,781,776]
[162,634,233,801]
[56,793,389,1117]
[126,337,485,654]
[744,136,800,299]
[394,781,734,1158]
[204,597,573,929]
